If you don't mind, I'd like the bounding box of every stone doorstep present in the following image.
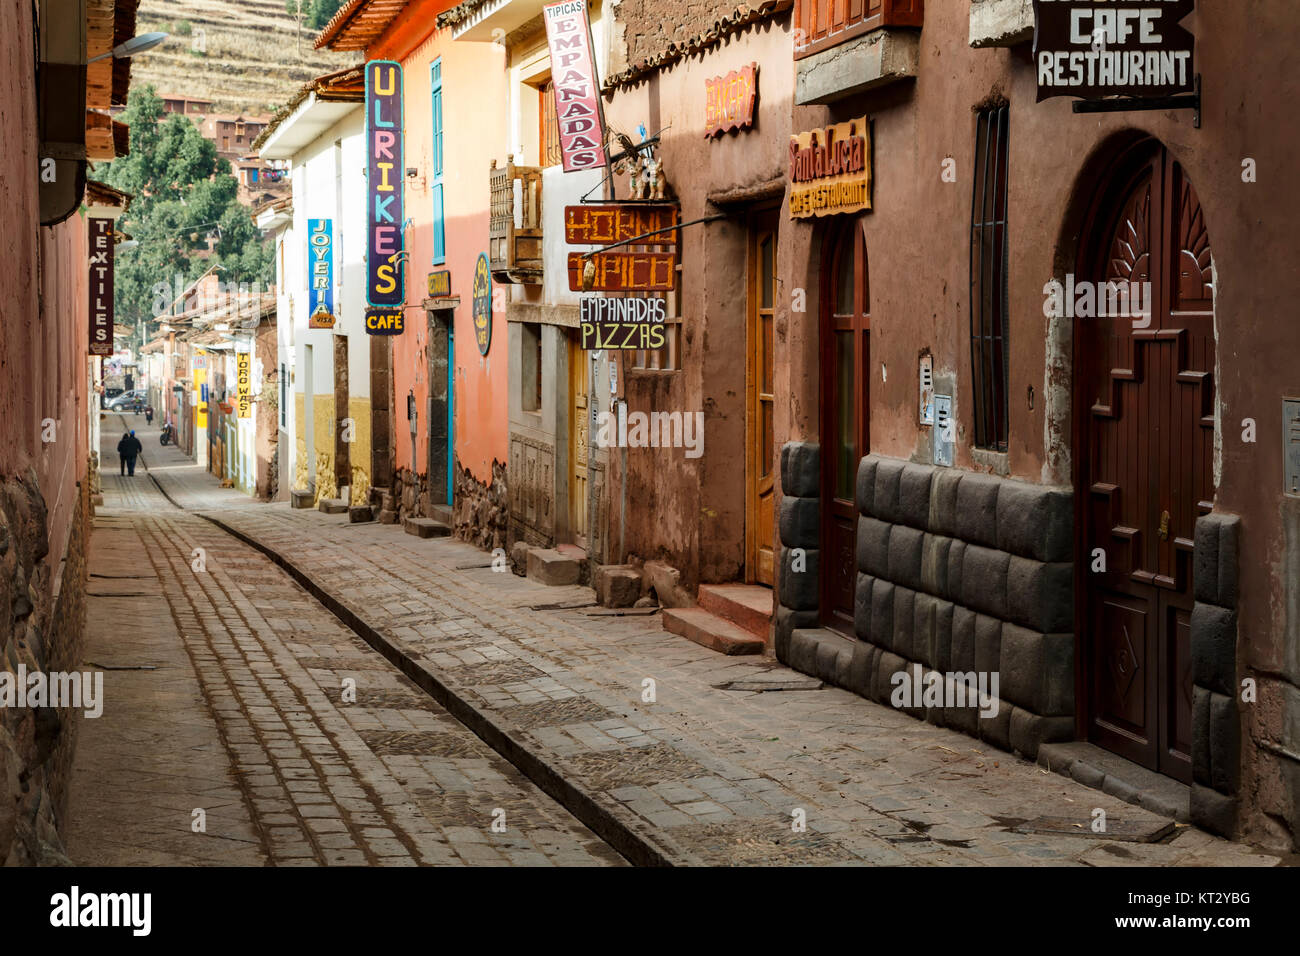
[526,548,581,586]
[318,497,349,515]
[348,505,374,523]
[697,584,774,641]
[1037,741,1192,823]
[428,503,452,525]
[290,490,314,509]
[402,516,451,538]
[662,607,766,657]
[592,564,641,608]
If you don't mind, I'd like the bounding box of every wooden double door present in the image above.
[746,212,778,585]
[1077,141,1216,783]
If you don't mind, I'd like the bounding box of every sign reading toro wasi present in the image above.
[1033,0,1196,101]
[366,61,404,308]
[543,0,606,172]
[789,116,871,219]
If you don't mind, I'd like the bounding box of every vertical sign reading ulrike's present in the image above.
[88,218,114,356]
[543,0,606,173]
[366,60,404,309]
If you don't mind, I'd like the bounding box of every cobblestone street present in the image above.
[63,416,1285,867]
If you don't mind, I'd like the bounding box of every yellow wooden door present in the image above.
[568,336,588,547]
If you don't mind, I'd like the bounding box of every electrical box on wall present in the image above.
[934,395,954,467]
[919,354,934,425]
[1285,398,1300,497]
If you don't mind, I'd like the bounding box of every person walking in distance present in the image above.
[118,429,143,477]
[145,404,154,425]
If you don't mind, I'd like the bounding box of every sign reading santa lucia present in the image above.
[543,0,606,172]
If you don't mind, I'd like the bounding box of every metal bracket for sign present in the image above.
[579,212,727,259]
[1071,75,1201,129]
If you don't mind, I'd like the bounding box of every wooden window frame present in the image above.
[969,104,1011,452]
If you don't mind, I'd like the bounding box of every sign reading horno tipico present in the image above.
[705,63,757,138]
[789,116,870,219]
[1033,0,1195,101]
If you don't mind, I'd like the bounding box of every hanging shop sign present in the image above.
[365,308,406,335]
[471,252,492,355]
[705,63,758,138]
[568,251,676,292]
[308,218,335,328]
[579,296,667,350]
[789,116,871,219]
[366,60,405,307]
[1033,0,1195,101]
[564,204,678,247]
[427,270,451,298]
[88,218,114,356]
[542,0,607,173]
[236,351,253,419]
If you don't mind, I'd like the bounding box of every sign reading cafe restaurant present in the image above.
[1033,0,1196,101]
[366,60,405,309]
[789,116,871,219]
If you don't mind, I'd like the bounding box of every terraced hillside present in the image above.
[132,0,353,114]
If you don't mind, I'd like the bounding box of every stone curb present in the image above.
[148,471,691,867]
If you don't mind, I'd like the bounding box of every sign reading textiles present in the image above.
[1033,0,1195,101]
[88,218,114,356]
[308,218,335,328]
[788,116,871,219]
[366,61,404,307]
[705,64,758,138]
[236,351,252,418]
[542,0,606,173]
[471,253,492,355]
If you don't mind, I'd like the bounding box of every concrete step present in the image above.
[698,584,773,640]
[526,548,581,586]
[290,490,314,509]
[662,607,765,656]
[348,505,374,523]
[429,503,452,525]
[403,516,451,538]
[318,497,349,515]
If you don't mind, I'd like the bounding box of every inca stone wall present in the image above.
[455,458,507,553]
[1,469,89,865]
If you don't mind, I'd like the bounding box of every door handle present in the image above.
[1158,510,1171,541]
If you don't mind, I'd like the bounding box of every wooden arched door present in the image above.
[820,217,870,634]
[1076,141,1215,783]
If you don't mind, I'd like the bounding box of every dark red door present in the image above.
[1078,143,1215,783]
[821,218,870,634]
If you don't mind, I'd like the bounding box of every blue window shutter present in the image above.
[432,58,445,264]
[433,183,445,263]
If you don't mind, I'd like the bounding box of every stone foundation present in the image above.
[1,468,89,865]
[454,459,507,553]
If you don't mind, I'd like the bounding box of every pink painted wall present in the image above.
[375,8,510,486]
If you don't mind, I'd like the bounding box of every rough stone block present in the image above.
[1191,603,1237,696]
[781,442,821,498]
[977,695,1012,749]
[951,605,976,673]
[856,516,891,578]
[898,463,934,530]
[856,455,878,517]
[920,533,953,598]
[403,516,450,538]
[348,505,374,523]
[932,599,955,673]
[645,560,691,608]
[377,509,398,525]
[996,481,1072,563]
[1192,685,1212,786]
[594,565,642,608]
[869,577,895,651]
[892,586,916,662]
[846,642,877,699]
[1209,691,1241,794]
[1008,707,1074,760]
[929,468,962,538]
[854,573,875,643]
[945,539,967,600]
[775,605,818,664]
[1194,512,1240,609]
[974,614,1002,679]
[777,547,819,612]
[779,496,820,550]
[955,471,1000,549]
[318,497,349,515]
[1190,783,1238,839]
[999,625,1074,716]
[527,548,581,586]
[871,457,904,524]
[291,490,314,509]
[888,524,924,593]
[961,545,1010,620]
[875,651,908,707]
[789,628,819,675]
[912,592,937,669]
[1006,557,1073,633]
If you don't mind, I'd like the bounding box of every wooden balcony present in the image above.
[793,0,923,61]
[489,157,543,285]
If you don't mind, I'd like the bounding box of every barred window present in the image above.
[969,104,1010,452]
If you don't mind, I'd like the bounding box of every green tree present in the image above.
[308,0,344,29]
[96,85,273,349]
